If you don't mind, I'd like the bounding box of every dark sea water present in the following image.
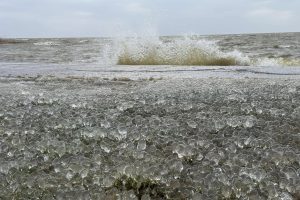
[0,32,300,65]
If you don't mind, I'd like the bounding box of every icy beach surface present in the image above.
[0,75,299,199]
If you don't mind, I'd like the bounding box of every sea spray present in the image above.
[101,35,300,66]
[101,35,251,66]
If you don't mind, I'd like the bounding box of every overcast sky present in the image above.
[0,0,299,38]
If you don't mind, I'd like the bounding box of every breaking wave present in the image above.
[114,36,250,66]
[253,57,300,67]
[102,36,300,67]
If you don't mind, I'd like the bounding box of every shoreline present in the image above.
[0,63,300,80]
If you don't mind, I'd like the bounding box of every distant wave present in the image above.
[102,36,300,67]
[33,41,60,46]
[79,40,89,43]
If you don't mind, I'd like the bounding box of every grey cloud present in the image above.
[0,0,299,37]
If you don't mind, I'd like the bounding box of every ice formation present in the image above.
[0,76,299,199]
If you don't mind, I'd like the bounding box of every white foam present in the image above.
[33,41,60,46]
[100,35,252,66]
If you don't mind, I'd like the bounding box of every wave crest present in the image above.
[33,41,60,46]
[114,37,250,66]
[254,57,300,67]
[101,36,300,67]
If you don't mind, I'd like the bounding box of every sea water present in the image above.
[1,33,300,66]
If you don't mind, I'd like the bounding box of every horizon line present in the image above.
[1,31,299,39]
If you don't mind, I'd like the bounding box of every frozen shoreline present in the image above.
[0,63,300,80]
[0,69,299,199]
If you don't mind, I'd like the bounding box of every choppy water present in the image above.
[0,32,300,66]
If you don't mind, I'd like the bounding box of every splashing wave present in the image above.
[116,37,250,66]
[102,36,300,66]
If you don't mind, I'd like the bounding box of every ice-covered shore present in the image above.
[0,69,299,199]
